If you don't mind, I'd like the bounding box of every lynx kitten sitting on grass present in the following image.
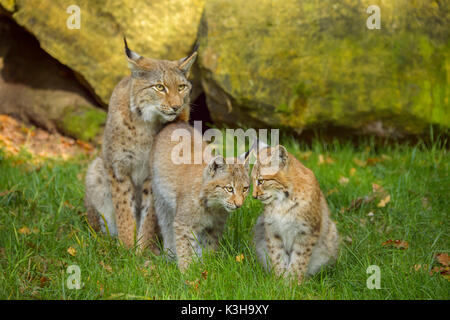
[84,39,197,251]
[252,143,339,284]
[144,122,250,271]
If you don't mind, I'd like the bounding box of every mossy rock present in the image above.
[198,0,450,135]
[2,0,205,104]
[57,105,106,141]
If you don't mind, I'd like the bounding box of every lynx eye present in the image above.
[225,186,234,193]
[178,84,187,92]
[154,84,165,92]
[257,179,264,185]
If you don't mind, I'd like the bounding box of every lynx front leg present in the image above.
[108,169,137,248]
[137,179,160,255]
[266,231,289,277]
[287,235,317,284]
[203,215,227,252]
[174,220,198,272]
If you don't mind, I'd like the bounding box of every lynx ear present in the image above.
[237,149,251,170]
[249,138,270,156]
[271,145,289,169]
[124,37,142,70]
[177,44,198,76]
[205,154,226,178]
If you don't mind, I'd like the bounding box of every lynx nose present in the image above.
[170,105,181,113]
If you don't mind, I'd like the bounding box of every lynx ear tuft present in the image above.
[205,155,226,178]
[178,45,198,76]
[272,145,289,168]
[123,37,141,69]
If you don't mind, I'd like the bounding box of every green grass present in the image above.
[0,137,448,300]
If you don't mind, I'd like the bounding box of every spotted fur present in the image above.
[146,122,250,271]
[252,145,339,284]
[84,40,197,252]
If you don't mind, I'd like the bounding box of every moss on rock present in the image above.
[58,105,106,142]
[199,0,450,135]
[2,0,205,104]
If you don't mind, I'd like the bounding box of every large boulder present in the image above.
[1,0,205,105]
[0,16,105,142]
[198,0,450,135]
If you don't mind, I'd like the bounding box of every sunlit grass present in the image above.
[0,136,448,299]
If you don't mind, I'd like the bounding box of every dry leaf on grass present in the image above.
[326,187,339,196]
[100,261,113,272]
[18,226,31,235]
[377,195,391,207]
[318,154,334,165]
[201,270,208,280]
[338,176,349,185]
[436,253,450,267]
[67,246,77,256]
[353,157,366,167]
[382,239,409,250]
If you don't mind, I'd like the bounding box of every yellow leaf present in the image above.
[353,157,366,167]
[377,195,391,207]
[67,246,77,256]
[18,226,31,235]
[100,261,112,272]
[326,187,339,196]
[338,176,349,185]
[318,154,324,165]
[236,254,244,262]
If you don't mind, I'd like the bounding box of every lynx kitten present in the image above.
[84,39,197,251]
[145,122,250,271]
[252,143,339,284]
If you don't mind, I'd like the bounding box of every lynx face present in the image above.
[125,39,196,122]
[251,146,290,205]
[203,156,250,212]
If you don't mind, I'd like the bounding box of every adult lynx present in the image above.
[145,122,250,271]
[252,143,339,284]
[84,39,197,251]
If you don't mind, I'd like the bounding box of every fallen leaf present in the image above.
[76,139,94,152]
[338,176,349,185]
[345,195,376,212]
[39,276,50,288]
[100,261,113,272]
[236,254,244,262]
[299,151,312,160]
[353,157,366,167]
[18,226,31,235]
[0,190,13,197]
[67,246,77,256]
[382,239,409,250]
[377,195,391,207]
[201,270,208,280]
[185,279,200,290]
[436,253,450,267]
[326,187,339,196]
[318,154,325,165]
[366,158,381,166]
[372,183,386,195]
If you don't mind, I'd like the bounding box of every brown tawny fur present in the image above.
[146,122,250,271]
[252,144,339,284]
[84,40,197,252]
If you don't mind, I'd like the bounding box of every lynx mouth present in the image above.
[258,195,272,203]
